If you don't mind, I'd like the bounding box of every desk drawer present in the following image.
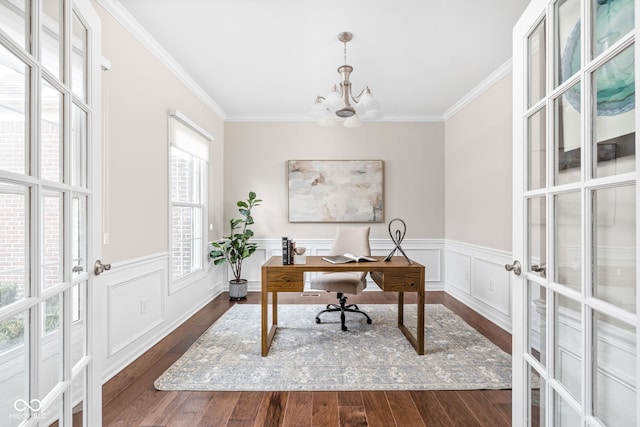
[375,270,422,292]
[265,269,304,292]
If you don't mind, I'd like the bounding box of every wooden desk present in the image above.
[261,256,425,356]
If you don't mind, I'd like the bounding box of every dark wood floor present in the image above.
[102,291,513,426]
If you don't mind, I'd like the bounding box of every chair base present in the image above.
[315,293,372,331]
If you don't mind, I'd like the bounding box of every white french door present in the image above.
[0,0,102,425]
[511,0,638,425]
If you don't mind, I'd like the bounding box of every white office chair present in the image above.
[311,226,373,331]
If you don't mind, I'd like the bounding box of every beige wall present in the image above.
[95,2,225,263]
[444,73,513,251]
[224,121,445,240]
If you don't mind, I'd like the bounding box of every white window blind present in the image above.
[169,111,212,160]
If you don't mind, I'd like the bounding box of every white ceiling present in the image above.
[113,0,531,120]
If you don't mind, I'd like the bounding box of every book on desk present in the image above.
[322,253,377,264]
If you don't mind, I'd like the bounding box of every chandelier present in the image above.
[310,32,383,128]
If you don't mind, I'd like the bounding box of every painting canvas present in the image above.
[288,160,384,222]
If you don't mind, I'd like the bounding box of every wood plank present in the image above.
[455,390,511,427]
[409,390,454,427]
[136,391,190,426]
[338,406,368,427]
[361,391,396,427]
[433,390,482,427]
[254,391,288,427]
[282,392,312,427]
[103,352,181,426]
[481,390,512,422]
[164,391,219,427]
[312,391,339,427]
[337,391,363,407]
[385,391,426,427]
[196,392,241,427]
[228,391,264,423]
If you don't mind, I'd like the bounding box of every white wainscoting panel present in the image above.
[102,252,220,382]
[446,241,512,332]
[107,268,164,357]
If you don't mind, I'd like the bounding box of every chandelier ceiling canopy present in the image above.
[310,32,383,128]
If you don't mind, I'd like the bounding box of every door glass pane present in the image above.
[528,280,547,366]
[71,104,87,187]
[41,79,62,182]
[0,183,29,308]
[0,45,28,175]
[529,108,547,190]
[40,294,62,400]
[0,310,28,426]
[71,196,87,278]
[555,191,581,290]
[554,294,582,401]
[42,192,63,291]
[71,283,85,368]
[592,185,636,313]
[592,0,635,58]
[529,196,547,275]
[556,0,581,86]
[555,83,582,185]
[0,0,28,50]
[71,368,86,426]
[41,0,63,79]
[41,394,63,427]
[71,13,86,101]
[529,18,546,108]
[528,364,545,427]
[553,390,581,426]
[592,44,635,179]
[592,310,636,427]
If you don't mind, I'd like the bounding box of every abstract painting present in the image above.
[288,160,384,222]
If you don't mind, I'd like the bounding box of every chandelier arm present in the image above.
[350,87,368,103]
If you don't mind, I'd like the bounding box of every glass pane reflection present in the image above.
[553,391,581,426]
[593,310,636,427]
[528,365,545,427]
[592,0,635,58]
[0,45,28,175]
[528,108,547,191]
[556,0,581,86]
[528,19,546,108]
[592,45,635,179]
[528,280,547,366]
[555,83,582,185]
[554,192,581,290]
[554,294,582,401]
[592,185,636,313]
[0,311,28,427]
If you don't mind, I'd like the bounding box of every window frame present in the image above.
[167,111,211,292]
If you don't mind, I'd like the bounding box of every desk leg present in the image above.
[417,287,425,355]
[397,289,425,355]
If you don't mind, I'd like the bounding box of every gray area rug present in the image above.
[154,304,512,391]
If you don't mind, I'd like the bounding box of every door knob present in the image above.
[531,264,546,277]
[94,260,111,275]
[505,260,522,276]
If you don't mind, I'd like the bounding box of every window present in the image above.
[169,112,211,283]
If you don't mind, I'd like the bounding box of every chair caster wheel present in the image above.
[342,326,348,332]
[367,319,372,324]
[315,317,321,324]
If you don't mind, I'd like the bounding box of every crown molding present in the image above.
[442,59,513,120]
[96,0,227,120]
[224,113,444,122]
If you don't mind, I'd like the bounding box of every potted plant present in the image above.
[210,191,262,300]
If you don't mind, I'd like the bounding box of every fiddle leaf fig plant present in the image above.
[209,191,262,283]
